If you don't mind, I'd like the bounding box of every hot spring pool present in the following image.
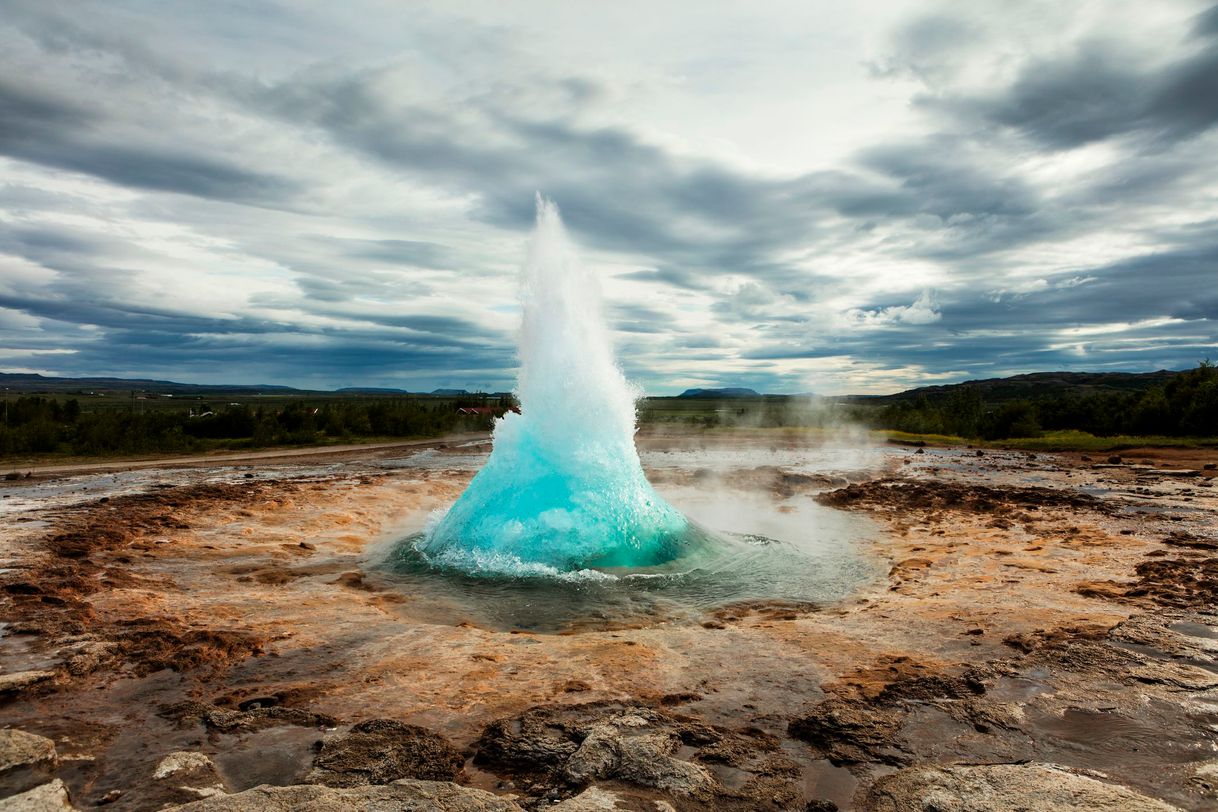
[372,483,881,632]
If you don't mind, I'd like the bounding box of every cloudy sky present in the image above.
[1,1,1216,394]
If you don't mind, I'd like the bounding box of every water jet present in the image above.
[417,197,702,575]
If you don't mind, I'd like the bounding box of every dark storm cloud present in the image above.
[252,66,1066,310]
[0,76,296,205]
[248,70,848,283]
[1196,3,1218,37]
[618,267,711,291]
[342,239,452,268]
[611,303,677,334]
[0,2,1215,391]
[953,241,1218,328]
[921,9,1218,150]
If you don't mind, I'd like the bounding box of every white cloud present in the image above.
[843,290,941,327]
[0,0,1213,393]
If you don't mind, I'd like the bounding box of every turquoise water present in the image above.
[417,413,697,573]
[382,486,879,632]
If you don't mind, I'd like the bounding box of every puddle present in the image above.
[212,726,323,790]
[1026,703,1218,773]
[801,757,858,810]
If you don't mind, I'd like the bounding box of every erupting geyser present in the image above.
[418,197,696,574]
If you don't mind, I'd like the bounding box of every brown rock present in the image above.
[865,763,1179,811]
[0,728,58,796]
[307,719,464,788]
[165,779,522,811]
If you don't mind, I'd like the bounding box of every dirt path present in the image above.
[5,433,490,479]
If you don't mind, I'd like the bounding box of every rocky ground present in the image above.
[0,432,1215,810]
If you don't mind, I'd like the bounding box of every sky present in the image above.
[0,1,1216,395]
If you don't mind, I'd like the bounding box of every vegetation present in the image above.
[0,394,513,460]
[2,363,1214,462]
[873,361,1217,440]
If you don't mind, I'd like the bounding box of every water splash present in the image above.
[417,197,696,574]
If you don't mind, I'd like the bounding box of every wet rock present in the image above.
[1192,761,1218,792]
[154,751,228,799]
[3,778,73,810]
[805,802,838,812]
[1108,455,1123,464]
[816,478,1107,516]
[116,623,265,676]
[306,719,464,788]
[60,639,116,676]
[551,785,676,810]
[788,697,908,765]
[0,670,55,695]
[475,701,805,807]
[864,763,1180,811]
[0,729,58,796]
[563,713,714,796]
[164,779,523,811]
[159,701,336,733]
[789,664,1000,768]
[1162,531,1218,551]
[1126,556,1218,609]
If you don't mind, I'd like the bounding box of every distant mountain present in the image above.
[856,370,1182,403]
[0,372,495,398]
[335,387,413,394]
[0,372,301,395]
[677,387,761,398]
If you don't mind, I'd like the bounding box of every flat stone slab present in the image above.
[165,779,524,811]
[0,729,58,796]
[866,763,1180,812]
[3,779,73,811]
[0,671,54,693]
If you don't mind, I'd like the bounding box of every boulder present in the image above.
[552,785,677,810]
[165,779,523,811]
[562,715,714,796]
[3,778,73,811]
[865,763,1180,811]
[0,671,55,694]
[0,729,58,796]
[153,751,227,799]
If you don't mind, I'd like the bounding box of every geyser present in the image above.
[417,197,697,574]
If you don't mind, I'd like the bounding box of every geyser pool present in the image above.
[416,197,697,574]
[383,478,879,632]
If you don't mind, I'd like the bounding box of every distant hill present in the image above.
[678,387,761,398]
[0,372,301,395]
[335,387,413,394]
[1,370,1186,403]
[857,370,1182,403]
